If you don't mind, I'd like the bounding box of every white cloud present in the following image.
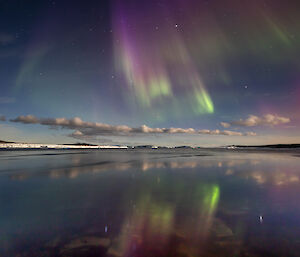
[220,122,230,128]
[222,114,290,127]
[198,129,250,136]
[11,115,39,124]
[11,115,256,138]
[72,130,83,136]
[222,130,243,136]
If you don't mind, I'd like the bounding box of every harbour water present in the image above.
[0,149,300,257]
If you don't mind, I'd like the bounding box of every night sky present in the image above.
[0,0,299,146]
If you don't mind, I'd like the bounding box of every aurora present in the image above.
[0,0,299,146]
[113,0,214,114]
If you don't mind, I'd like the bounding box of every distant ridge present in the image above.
[0,140,15,143]
[174,146,193,149]
[62,142,98,146]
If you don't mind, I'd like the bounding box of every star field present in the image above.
[0,0,299,146]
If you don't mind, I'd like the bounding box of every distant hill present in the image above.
[61,142,98,146]
[0,140,15,143]
[174,146,193,149]
[134,145,154,149]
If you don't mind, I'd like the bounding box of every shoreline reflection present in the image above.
[1,151,300,256]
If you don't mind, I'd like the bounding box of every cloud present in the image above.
[244,131,257,136]
[11,115,256,138]
[72,130,83,136]
[220,122,230,128]
[222,114,290,127]
[198,129,255,136]
[0,115,6,121]
[11,115,39,124]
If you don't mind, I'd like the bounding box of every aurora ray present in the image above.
[112,0,214,115]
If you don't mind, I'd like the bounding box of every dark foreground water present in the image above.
[0,149,300,257]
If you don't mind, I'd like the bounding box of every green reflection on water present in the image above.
[203,184,220,216]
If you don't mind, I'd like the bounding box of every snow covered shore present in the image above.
[0,143,128,149]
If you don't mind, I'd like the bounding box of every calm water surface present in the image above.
[0,149,300,257]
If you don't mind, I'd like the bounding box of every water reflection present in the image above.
[236,169,300,186]
[9,156,300,188]
[9,160,202,180]
[103,182,222,257]
[1,150,300,256]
